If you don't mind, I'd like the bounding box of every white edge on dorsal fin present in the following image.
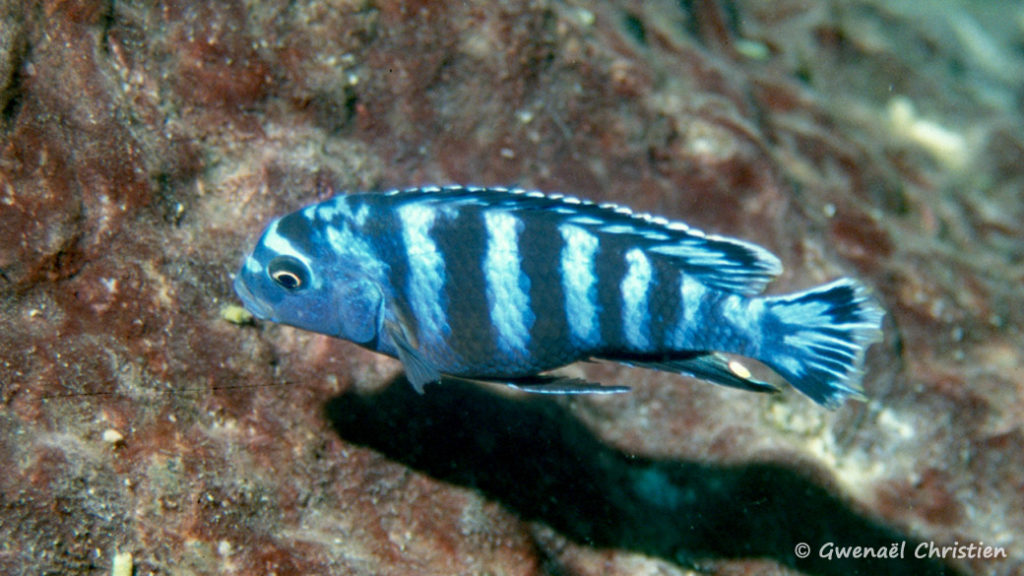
[379,186,784,294]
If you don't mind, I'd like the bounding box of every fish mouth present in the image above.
[233,274,273,320]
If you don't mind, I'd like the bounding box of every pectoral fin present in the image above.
[384,320,441,394]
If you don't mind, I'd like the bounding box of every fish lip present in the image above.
[233,273,273,320]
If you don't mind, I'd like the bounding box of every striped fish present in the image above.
[234,186,885,408]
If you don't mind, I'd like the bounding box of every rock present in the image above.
[1,1,1021,574]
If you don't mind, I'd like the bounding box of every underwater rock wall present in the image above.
[1,1,1022,574]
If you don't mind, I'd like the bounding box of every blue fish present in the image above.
[234,186,884,408]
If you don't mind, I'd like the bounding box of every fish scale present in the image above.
[235,186,885,408]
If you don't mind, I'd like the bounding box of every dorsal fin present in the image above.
[381,186,783,295]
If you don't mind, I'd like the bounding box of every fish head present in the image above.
[234,207,384,344]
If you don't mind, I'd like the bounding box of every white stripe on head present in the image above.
[262,220,313,267]
[310,195,357,223]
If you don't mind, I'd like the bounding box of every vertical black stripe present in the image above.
[431,207,492,367]
[593,236,629,351]
[647,258,681,352]
[366,201,418,337]
[518,212,574,370]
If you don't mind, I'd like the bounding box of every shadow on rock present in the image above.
[324,377,965,576]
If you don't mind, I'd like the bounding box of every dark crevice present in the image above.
[325,378,968,576]
[677,0,743,55]
[311,85,359,136]
[676,0,702,42]
[98,0,118,55]
[621,12,648,48]
[1,35,29,132]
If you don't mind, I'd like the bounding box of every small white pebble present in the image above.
[102,429,125,445]
[111,551,132,576]
[516,109,534,124]
[735,38,770,60]
[886,96,969,171]
[221,304,254,325]
[573,7,595,27]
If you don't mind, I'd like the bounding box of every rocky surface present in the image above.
[1,1,1022,575]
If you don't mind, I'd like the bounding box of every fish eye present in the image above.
[267,256,310,291]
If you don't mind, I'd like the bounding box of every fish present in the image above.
[234,186,885,408]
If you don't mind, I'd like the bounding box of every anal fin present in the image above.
[455,374,630,395]
[605,352,780,394]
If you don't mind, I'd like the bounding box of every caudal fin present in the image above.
[761,279,885,409]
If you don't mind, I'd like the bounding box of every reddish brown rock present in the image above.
[1,1,1022,575]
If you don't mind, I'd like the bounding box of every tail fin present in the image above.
[760,279,885,409]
